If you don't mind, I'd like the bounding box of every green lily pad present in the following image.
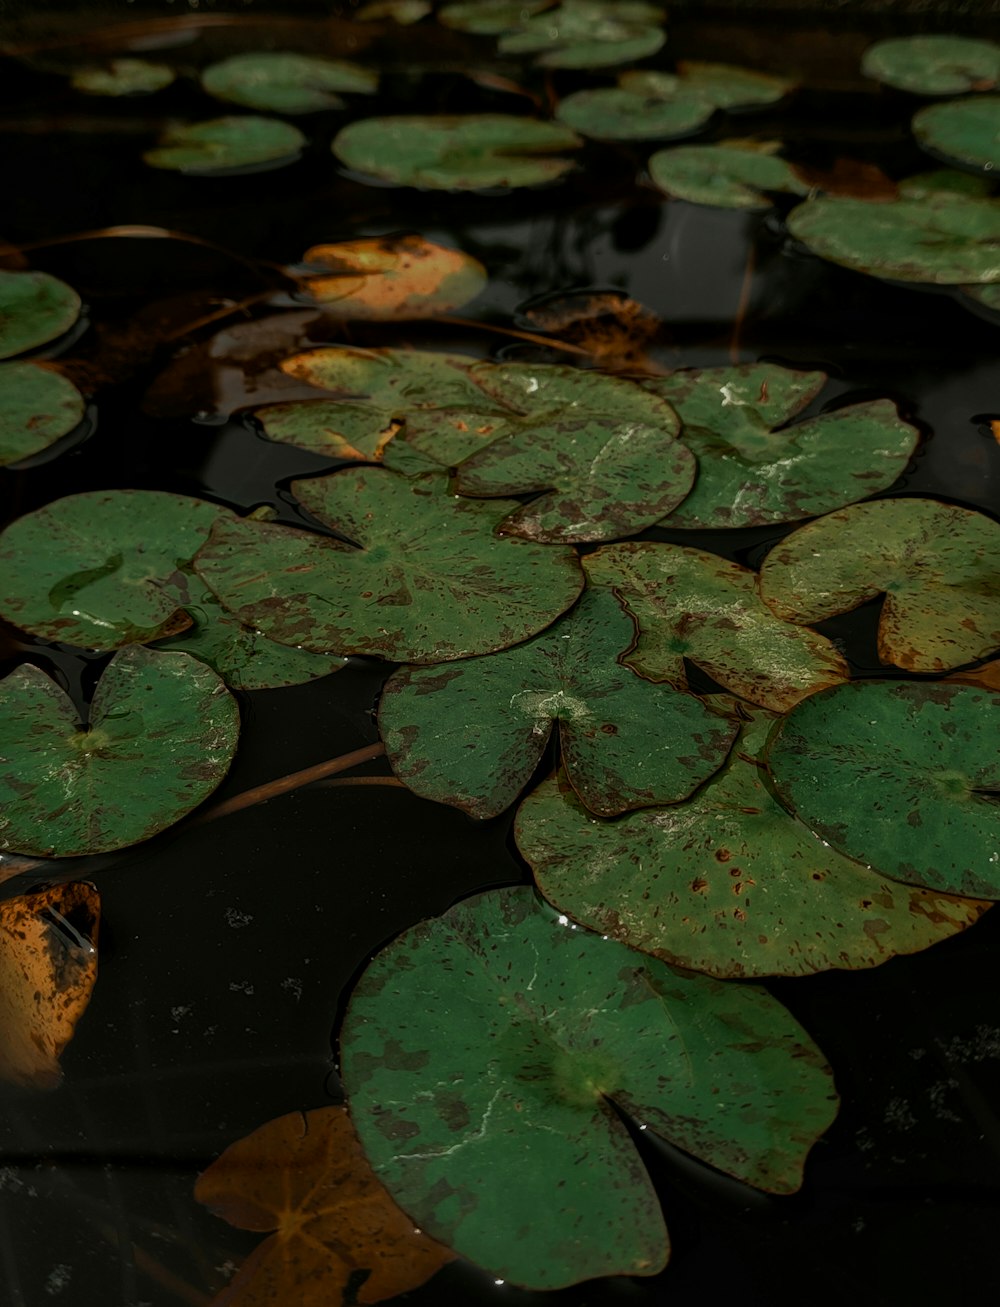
[0,646,239,857]
[497,1,666,70]
[912,94,1000,172]
[667,61,795,109]
[862,35,1000,96]
[341,885,838,1288]
[767,680,1000,899]
[787,191,1000,284]
[254,400,405,463]
[642,366,918,528]
[332,114,581,190]
[0,489,228,649]
[0,270,82,361]
[70,58,176,96]
[648,143,808,209]
[280,346,485,410]
[201,53,377,114]
[758,498,1000,673]
[195,469,583,663]
[439,0,550,34]
[143,116,307,174]
[516,703,988,979]
[379,586,737,819]
[897,168,996,199]
[0,363,85,467]
[584,543,848,711]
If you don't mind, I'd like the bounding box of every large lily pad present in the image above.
[201,53,377,114]
[0,646,239,857]
[298,236,486,319]
[767,681,1000,899]
[497,1,666,69]
[758,498,1000,673]
[195,469,583,663]
[584,543,848,711]
[379,586,737,819]
[143,116,307,174]
[0,362,85,467]
[341,885,838,1288]
[332,115,581,190]
[912,95,1000,172]
[861,34,1000,95]
[642,365,918,528]
[516,704,987,979]
[0,270,82,360]
[70,58,176,96]
[648,142,808,209]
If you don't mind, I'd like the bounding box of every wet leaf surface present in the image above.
[143,116,307,174]
[70,57,176,96]
[584,542,848,711]
[195,1106,455,1306]
[299,235,486,319]
[912,94,1000,172]
[648,142,808,209]
[194,469,583,662]
[767,680,1000,899]
[862,34,1000,95]
[341,885,838,1288]
[0,269,82,360]
[379,586,737,819]
[0,883,99,1090]
[0,362,85,466]
[331,114,581,189]
[642,365,918,528]
[497,1,666,70]
[201,53,378,114]
[0,646,239,857]
[758,498,1000,673]
[517,703,988,979]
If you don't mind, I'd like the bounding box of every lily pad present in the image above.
[253,400,406,464]
[897,168,995,199]
[642,365,918,528]
[649,142,808,209]
[758,497,1000,673]
[332,115,581,190]
[201,53,377,114]
[767,680,1000,899]
[0,489,228,649]
[280,345,485,409]
[0,362,86,467]
[439,0,551,34]
[195,469,583,663]
[0,269,82,360]
[912,94,1000,172]
[379,586,737,819]
[70,58,176,96]
[341,885,838,1288]
[862,35,1000,96]
[584,542,848,711]
[497,1,666,70]
[0,646,239,857]
[143,116,306,174]
[516,704,988,979]
[195,1107,454,1305]
[358,0,431,21]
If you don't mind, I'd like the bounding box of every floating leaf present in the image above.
[195,469,583,663]
[861,34,1000,95]
[379,586,737,819]
[790,157,899,200]
[642,365,917,528]
[439,0,551,34]
[0,489,227,649]
[912,94,1000,172]
[0,362,85,466]
[299,235,486,319]
[767,681,1000,899]
[584,543,848,711]
[649,142,808,209]
[947,659,1000,691]
[70,58,176,96]
[195,1106,454,1306]
[0,269,82,360]
[522,290,660,370]
[758,498,1000,673]
[497,1,666,70]
[253,400,406,463]
[342,885,838,1288]
[332,114,581,189]
[143,116,306,174]
[669,61,794,109]
[0,883,99,1090]
[897,168,995,199]
[201,53,377,114]
[517,705,987,979]
[0,646,238,857]
[280,345,485,409]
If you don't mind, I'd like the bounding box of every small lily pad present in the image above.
[0,363,85,467]
[767,680,1000,899]
[897,168,995,199]
[332,114,581,189]
[71,58,176,96]
[861,35,1000,96]
[0,646,239,857]
[0,270,82,360]
[649,143,808,209]
[912,94,1000,172]
[498,1,666,70]
[201,53,377,114]
[439,0,550,33]
[144,116,307,174]
[758,497,1000,673]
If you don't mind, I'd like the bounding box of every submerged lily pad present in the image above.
[759,498,1000,673]
[71,58,176,96]
[648,142,808,209]
[0,363,85,466]
[0,646,239,857]
[912,94,1000,172]
[768,681,1000,899]
[379,586,737,819]
[332,115,581,189]
[862,34,1000,95]
[584,543,848,711]
[0,270,82,360]
[342,885,838,1288]
[517,704,987,979]
[497,1,666,69]
[201,53,377,114]
[143,116,306,174]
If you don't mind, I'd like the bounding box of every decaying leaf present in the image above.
[201,53,377,114]
[0,362,86,467]
[861,34,1000,95]
[70,58,175,96]
[522,290,660,370]
[648,142,808,209]
[912,94,1000,172]
[143,116,307,174]
[0,269,82,360]
[791,157,899,201]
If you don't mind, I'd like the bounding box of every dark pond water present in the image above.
[1,8,1000,1306]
